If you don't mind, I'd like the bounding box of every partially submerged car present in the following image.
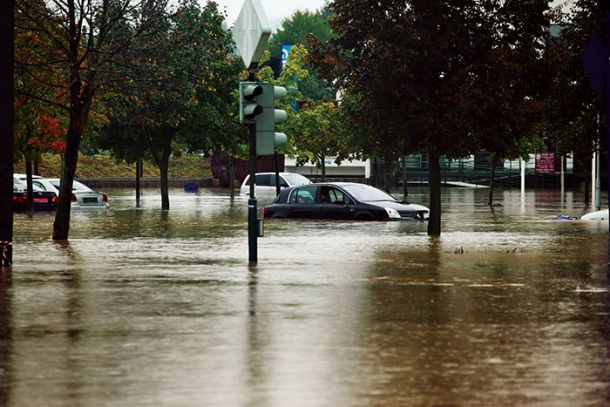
[240,172,311,196]
[48,178,109,208]
[263,182,429,221]
[12,179,57,211]
[13,174,109,208]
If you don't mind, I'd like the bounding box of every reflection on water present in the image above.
[2,187,610,406]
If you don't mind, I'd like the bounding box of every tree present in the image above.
[100,0,236,210]
[14,0,68,210]
[544,0,607,201]
[311,0,554,236]
[284,100,350,180]
[267,9,334,100]
[16,0,167,240]
[468,1,551,205]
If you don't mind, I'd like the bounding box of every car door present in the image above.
[287,185,319,218]
[319,186,354,219]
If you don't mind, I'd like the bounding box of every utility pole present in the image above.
[0,1,15,268]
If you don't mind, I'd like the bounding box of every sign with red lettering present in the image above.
[535,153,555,174]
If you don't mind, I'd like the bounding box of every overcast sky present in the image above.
[212,0,328,30]
[213,0,572,31]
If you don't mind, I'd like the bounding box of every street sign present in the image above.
[582,12,610,98]
[233,0,272,69]
[281,44,292,67]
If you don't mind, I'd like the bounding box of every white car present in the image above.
[240,172,312,196]
[48,178,109,208]
[580,209,608,221]
[14,173,59,195]
[13,174,109,208]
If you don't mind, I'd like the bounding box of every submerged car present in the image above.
[13,174,109,208]
[48,178,109,208]
[12,179,57,211]
[13,173,59,195]
[240,172,312,196]
[263,182,429,221]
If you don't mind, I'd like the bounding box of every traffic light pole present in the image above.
[248,100,258,263]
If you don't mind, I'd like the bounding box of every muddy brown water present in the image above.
[1,187,609,406]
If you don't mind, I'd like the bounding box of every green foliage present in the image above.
[283,100,350,168]
[101,0,240,163]
[267,10,333,63]
[310,0,557,235]
[266,9,334,100]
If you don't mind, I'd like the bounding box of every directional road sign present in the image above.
[233,0,272,69]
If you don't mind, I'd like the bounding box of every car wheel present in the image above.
[355,212,373,221]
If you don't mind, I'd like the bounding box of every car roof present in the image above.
[291,182,366,188]
[247,172,303,176]
[14,173,43,178]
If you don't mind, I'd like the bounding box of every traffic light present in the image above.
[239,82,264,123]
[255,83,288,155]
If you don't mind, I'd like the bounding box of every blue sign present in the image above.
[281,44,292,67]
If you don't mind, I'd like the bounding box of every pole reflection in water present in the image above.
[4,187,610,406]
[0,271,12,407]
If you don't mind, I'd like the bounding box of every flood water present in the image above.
[1,186,609,406]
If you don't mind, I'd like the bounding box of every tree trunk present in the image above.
[229,156,235,200]
[402,158,408,199]
[52,29,95,240]
[159,127,173,211]
[25,158,33,213]
[488,157,497,206]
[383,160,394,193]
[136,160,142,208]
[427,152,442,237]
[321,154,326,182]
[53,108,81,240]
[584,157,591,207]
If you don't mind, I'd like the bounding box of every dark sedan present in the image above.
[263,182,429,221]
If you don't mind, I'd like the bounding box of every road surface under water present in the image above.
[1,186,609,406]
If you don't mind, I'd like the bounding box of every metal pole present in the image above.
[560,155,565,209]
[591,147,597,209]
[274,153,280,196]
[248,121,257,263]
[595,141,602,211]
[0,1,15,268]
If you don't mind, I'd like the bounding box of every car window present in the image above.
[342,184,396,202]
[319,187,351,205]
[282,173,311,186]
[255,174,272,186]
[289,186,317,204]
[277,176,289,188]
[328,188,348,204]
[32,180,47,191]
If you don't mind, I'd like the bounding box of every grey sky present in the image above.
[211,0,327,30]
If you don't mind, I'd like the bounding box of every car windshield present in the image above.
[282,173,311,186]
[49,179,92,191]
[342,184,396,202]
